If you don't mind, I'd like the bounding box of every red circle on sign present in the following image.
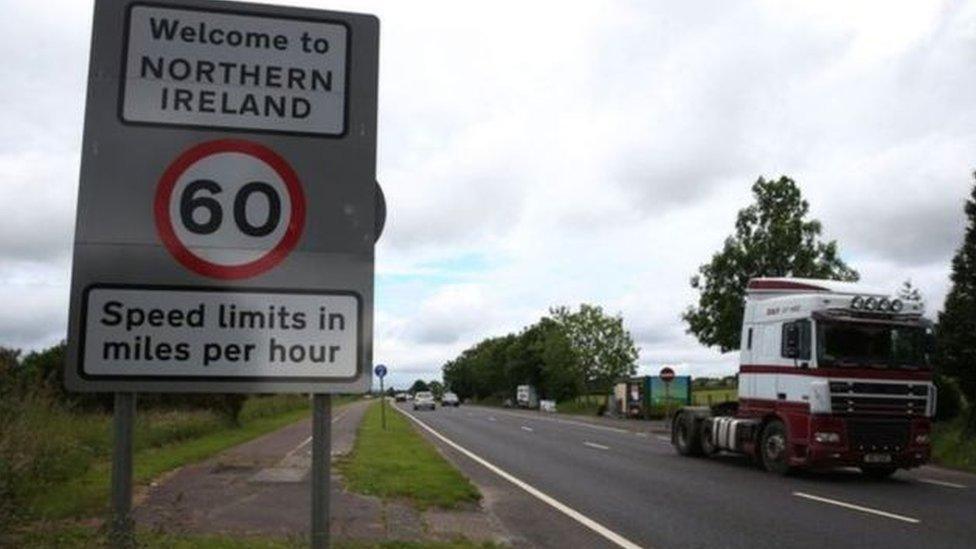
[660,367,676,382]
[154,139,306,280]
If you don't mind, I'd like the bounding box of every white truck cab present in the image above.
[673,278,935,477]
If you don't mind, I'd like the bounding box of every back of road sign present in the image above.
[65,0,379,393]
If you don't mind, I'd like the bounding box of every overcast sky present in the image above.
[1,0,974,390]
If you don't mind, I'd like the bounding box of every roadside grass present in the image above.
[9,523,496,548]
[932,415,976,473]
[691,387,738,406]
[555,395,606,416]
[338,402,480,509]
[4,395,358,524]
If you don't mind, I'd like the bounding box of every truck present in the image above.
[672,277,936,478]
[516,384,539,409]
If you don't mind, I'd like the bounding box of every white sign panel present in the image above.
[82,286,360,379]
[122,4,348,135]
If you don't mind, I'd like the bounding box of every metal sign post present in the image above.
[660,367,676,421]
[374,364,387,430]
[311,394,332,549]
[110,393,135,548]
[65,1,379,546]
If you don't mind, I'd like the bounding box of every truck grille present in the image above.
[846,420,910,451]
[829,382,929,417]
[830,396,927,416]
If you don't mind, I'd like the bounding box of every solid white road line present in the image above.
[792,492,920,524]
[395,406,643,549]
[917,478,967,489]
[521,426,534,432]
[584,442,610,450]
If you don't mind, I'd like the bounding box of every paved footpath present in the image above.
[134,399,510,544]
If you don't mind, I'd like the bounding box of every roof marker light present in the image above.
[891,299,904,313]
[851,296,864,310]
[878,298,891,311]
[864,297,877,311]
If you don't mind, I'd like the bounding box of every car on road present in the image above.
[394,392,408,402]
[413,391,436,411]
[442,392,460,407]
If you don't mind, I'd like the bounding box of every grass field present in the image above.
[338,402,480,509]
[692,387,738,406]
[556,395,607,416]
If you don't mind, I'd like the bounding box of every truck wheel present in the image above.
[700,421,718,456]
[860,466,898,480]
[673,413,703,456]
[760,420,793,475]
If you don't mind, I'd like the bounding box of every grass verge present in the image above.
[338,402,480,509]
[12,523,497,549]
[29,403,311,520]
[7,395,359,522]
[932,415,976,473]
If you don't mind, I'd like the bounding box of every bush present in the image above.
[935,374,964,422]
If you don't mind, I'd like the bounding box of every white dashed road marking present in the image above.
[584,442,610,450]
[521,426,534,432]
[792,492,920,524]
[917,478,966,489]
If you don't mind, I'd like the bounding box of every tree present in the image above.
[428,380,444,399]
[551,304,639,395]
[936,178,976,434]
[683,176,859,352]
[409,379,430,393]
[898,279,923,302]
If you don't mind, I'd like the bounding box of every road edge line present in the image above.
[394,405,644,549]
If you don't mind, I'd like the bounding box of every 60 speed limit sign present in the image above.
[66,0,380,395]
[154,139,306,279]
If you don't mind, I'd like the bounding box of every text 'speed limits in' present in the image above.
[122,5,348,135]
[81,287,360,379]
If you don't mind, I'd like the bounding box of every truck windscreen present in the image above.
[816,320,929,369]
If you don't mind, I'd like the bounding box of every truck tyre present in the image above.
[700,421,718,456]
[760,420,793,475]
[673,412,703,456]
[860,466,898,480]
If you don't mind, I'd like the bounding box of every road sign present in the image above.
[374,364,387,378]
[66,0,380,394]
[660,367,676,383]
[154,139,306,279]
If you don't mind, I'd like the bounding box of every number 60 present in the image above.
[179,179,281,237]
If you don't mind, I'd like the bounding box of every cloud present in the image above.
[2,1,974,391]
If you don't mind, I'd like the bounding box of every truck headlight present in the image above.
[814,432,841,444]
[914,433,930,445]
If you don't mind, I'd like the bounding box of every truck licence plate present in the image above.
[864,453,892,464]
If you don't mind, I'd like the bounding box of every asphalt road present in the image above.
[396,402,976,549]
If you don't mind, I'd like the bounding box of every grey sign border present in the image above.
[78,282,364,383]
[118,1,352,138]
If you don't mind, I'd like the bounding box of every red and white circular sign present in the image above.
[154,139,305,279]
[660,367,676,383]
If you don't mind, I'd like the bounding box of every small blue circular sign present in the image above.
[374,364,387,378]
